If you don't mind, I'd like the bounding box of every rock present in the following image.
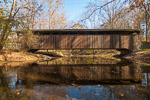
[43,56,52,60]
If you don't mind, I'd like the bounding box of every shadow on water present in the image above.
[0,57,150,100]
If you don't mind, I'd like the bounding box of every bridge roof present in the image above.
[18,29,140,35]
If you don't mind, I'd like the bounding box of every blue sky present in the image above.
[64,0,91,21]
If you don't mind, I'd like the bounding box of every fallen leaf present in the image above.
[120,93,124,96]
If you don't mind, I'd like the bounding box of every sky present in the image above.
[64,0,91,21]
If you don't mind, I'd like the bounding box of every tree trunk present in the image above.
[146,12,148,42]
[0,44,3,51]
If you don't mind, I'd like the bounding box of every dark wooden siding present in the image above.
[34,34,139,51]
[26,29,140,51]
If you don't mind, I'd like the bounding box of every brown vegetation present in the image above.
[126,50,150,64]
[0,51,41,62]
[0,51,52,67]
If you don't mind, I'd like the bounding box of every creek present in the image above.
[0,57,149,100]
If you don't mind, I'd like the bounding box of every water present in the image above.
[0,57,150,100]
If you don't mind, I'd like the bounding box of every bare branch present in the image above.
[80,0,117,22]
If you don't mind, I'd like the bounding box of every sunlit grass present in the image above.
[141,49,150,51]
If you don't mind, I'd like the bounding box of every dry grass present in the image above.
[126,51,150,65]
[0,51,41,62]
[0,51,44,67]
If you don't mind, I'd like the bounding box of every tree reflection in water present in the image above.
[0,57,149,100]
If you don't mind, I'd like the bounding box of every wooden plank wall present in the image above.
[35,33,138,51]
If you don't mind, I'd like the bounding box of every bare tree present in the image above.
[100,6,144,29]
[79,0,127,29]
[0,0,69,51]
[0,0,43,50]
[79,0,144,30]
[38,0,68,29]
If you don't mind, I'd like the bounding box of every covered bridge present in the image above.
[19,29,140,55]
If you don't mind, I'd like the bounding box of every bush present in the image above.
[19,30,39,51]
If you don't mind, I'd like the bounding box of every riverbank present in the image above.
[1,50,150,67]
[0,51,40,62]
[126,50,150,65]
[0,50,120,67]
[0,51,53,67]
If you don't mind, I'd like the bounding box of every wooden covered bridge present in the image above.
[21,29,140,55]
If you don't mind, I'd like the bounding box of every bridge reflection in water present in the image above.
[1,57,150,100]
[18,57,141,85]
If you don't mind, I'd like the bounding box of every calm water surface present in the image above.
[0,57,150,100]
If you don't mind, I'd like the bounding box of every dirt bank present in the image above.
[0,51,40,62]
[0,51,53,67]
[126,50,150,65]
